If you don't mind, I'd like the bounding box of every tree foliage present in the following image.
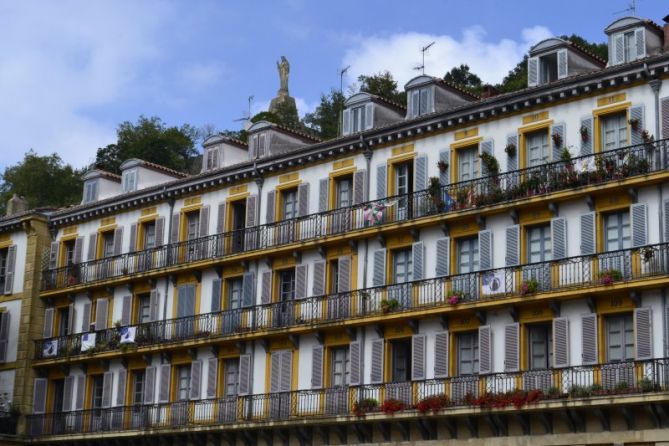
[303,90,345,141]
[444,64,483,95]
[358,71,406,104]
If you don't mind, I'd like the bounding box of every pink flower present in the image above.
[448,295,460,305]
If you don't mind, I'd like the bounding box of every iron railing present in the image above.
[26,357,669,437]
[35,241,669,361]
[40,139,669,292]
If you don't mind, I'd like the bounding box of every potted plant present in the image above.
[352,398,378,417]
[479,152,500,176]
[546,386,562,399]
[639,377,656,392]
[447,291,464,305]
[380,298,399,314]
[599,269,622,285]
[629,118,640,131]
[520,278,538,296]
[437,160,449,173]
[505,143,517,158]
[641,129,654,144]
[560,147,572,162]
[427,176,445,210]
[640,246,655,262]
[381,398,405,415]
[551,131,563,148]
[415,394,449,414]
[579,125,589,142]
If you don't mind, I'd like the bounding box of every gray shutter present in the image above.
[365,103,374,129]
[376,164,387,200]
[281,350,292,391]
[211,279,222,312]
[630,105,645,145]
[216,202,226,233]
[73,237,84,264]
[242,272,255,307]
[318,179,329,212]
[48,241,59,269]
[189,360,202,400]
[349,341,362,385]
[505,225,520,266]
[662,97,669,139]
[32,378,47,414]
[129,224,137,253]
[121,295,132,326]
[551,123,565,161]
[635,27,646,59]
[504,323,519,372]
[116,369,127,406]
[551,217,568,260]
[480,140,494,174]
[372,249,386,286]
[353,170,367,204]
[158,364,171,403]
[311,345,324,389]
[0,312,10,362]
[297,183,310,217]
[338,256,351,293]
[265,190,275,224]
[238,354,251,395]
[312,261,326,296]
[342,108,351,135]
[206,358,218,399]
[370,338,384,384]
[75,375,85,410]
[246,195,257,227]
[412,241,424,280]
[155,217,165,246]
[199,205,210,237]
[81,303,91,332]
[580,117,593,155]
[557,48,568,79]
[113,227,124,256]
[87,233,97,261]
[434,331,449,378]
[436,237,450,276]
[613,34,624,65]
[527,56,539,87]
[478,230,493,270]
[3,246,15,294]
[170,213,180,243]
[634,307,653,360]
[553,317,570,368]
[631,203,648,247]
[295,264,308,299]
[664,199,669,243]
[414,154,427,191]
[149,289,160,321]
[581,313,598,365]
[261,271,272,304]
[101,371,113,408]
[43,307,54,338]
[63,376,74,411]
[478,325,492,375]
[439,150,450,185]
[411,334,426,380]
[506,135,518,171]
[144,366,156,404]
[95,298,108,330]
[67,303,75,335]
[580,212,596,255]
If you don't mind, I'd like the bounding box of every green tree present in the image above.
[303,89,345,141]
[444,64,483,95]
[94,116,199,174]
[358,71,406,104]
[0,150,83,214]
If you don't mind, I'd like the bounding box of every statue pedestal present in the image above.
[269,91,298,125]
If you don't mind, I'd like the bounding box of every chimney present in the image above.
[664,14,669,52]
[5,194,28,217]
[480,84,500,99]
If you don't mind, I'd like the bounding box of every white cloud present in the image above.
[341,25,553,89]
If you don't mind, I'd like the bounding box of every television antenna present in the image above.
[234,95,254,130]
[413,41,435,74]
[613,0,638,16]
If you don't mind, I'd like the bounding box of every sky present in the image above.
[0,0,666,172]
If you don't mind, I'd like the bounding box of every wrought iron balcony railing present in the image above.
[40,139,669,292]
[35,242,669,361]
[26,357,669,437]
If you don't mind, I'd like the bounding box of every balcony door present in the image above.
[175,285,196,338]
[219,359,239,422]
[600,211,632,279]
[395,161,413,220]
[326,346,350,415]
[601,112,628,152]
[231,200,247,253]
[523,225,552,291]
[526,130,549,167]
[387,339,412,404]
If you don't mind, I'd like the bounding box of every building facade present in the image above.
[12,13,669,446]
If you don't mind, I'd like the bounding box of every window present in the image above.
[604,212,631,251]
[205,148,219,171]
[457,237,479,273]
[227,278,243,310]
[137,293,151,324]
[223,359,239,396]
[61,240,75,267]
[526,130,549,167]
[278,269,295,301]
[527,225,552,263]
[392,249,413,284]
[390,339,411,382]
[177,365,191,401]
[83,181,98,204]
[528,324,552,370]
[457,332,479,375]
[409,87,433,118]
[176,285,196,318]
[282,189,298,220]
[329,260,339,294]
[538,53,557,85]
[143,221,156,249]
[623,31,635,63]
[606,313,634,362]
[122,169,137,193]
[186,212,200,241]
[394,162,413,196]
[351,106,365,133]
[330,347,350,387]
[91,375,104,409]
[0,249,7,291]
[458,146,479,182]
[335,177,352,208]
[600,112,628,152]
[57,307,70,337]
[102,231,115,258]
[52,379,64,413]
[132,370,145,405]
[253,133,267,159]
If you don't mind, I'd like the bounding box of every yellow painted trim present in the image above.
[0,234,10,244]
[387,153,416,198]
[328,169,355,210]
[449,138,482,182]
[521,111,549,125]
[519,210,552,263]
[333,159,354,170]
[263,346,298,393]
[595,202,631,252]
[225,195,249,236]
[279,173,299,184]
[184,196,202,206]
[140,206,157,217]
[271,262,296,302]
[518,122,552,169]
[597,93,627,108]
[96,227,116,259]
[592,102,631,153]
[62,226,78,235]
[391,144,415,157]
[275,182,301,220]
[179,206,203,242]
[454,127,479,141]
[100,216,116,227]
[229,184,249,196]
[171,279,201,319]
[137,217,155,251]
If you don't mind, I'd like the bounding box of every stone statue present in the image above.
[277,56,290,93]
[269,56,298,124]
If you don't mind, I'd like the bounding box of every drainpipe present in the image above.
[163,197,175,333]
[360,135,373,385]
[250,169,264,393]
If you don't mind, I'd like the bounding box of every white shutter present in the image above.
[206,358,218,399]
[370,339,384,384]
[527,57,539,87]
[113,227,124,256]
[634,27,646,59]
[551,217,568,260]
[297,183,310,217]
[311,345,324,389]
[349,341,362,385]
[580,212,596,255]
[412,241,424,281]
[580,117,593,155]
[376,164,387,200]
[73,236,82,264]
[121,295,132,326]
[0,312,10,362]
[116,369,127,407]
[242,272,255,307]
[411,334,426,380]
[478,325,492,374]
[439,150,450,185]
[504,323,519,372]
[43,308,54,338]
[158,364,171,403]
[265,191,275,224]
[312,261,326,296]
[478,230,493,270]
[634,307,653,360]
[364,103,374,129]
[63,376,74,411]
[434,331,449,378]
[199,205,210,237]
[337,256,352,293]
[144,366,156,404]
[101,371,113,408]
[189,360,202,400]
[48,241,59,269]
[32,378,47,414]
[630,203,648,247]
[505,225,520,266]
[95,299,108,330]
[581,313,598,365]
[613,33,624,65]
[81,303,91,332]
[553,317,569,368]
[128,224,137,253]
[342,109,351,135]
[353,170,367,205]
[414,154,427,191]
[238,354,251,395]
[436,237,450,277]
[557,49,568,79]
[261,271,272,304]
[149,289,160,322]
[372,249,386,286]
[318,179,329,212]
[295,264,308,299]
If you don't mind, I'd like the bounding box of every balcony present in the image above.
[34,242,669,362]
[41,139,669,294]
[26,357,669,438]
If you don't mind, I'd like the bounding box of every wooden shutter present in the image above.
[376,164,387,200]
[48,241,59,269]
[580,212,596,255]
[338,256,351,293]
[634,307,653,360]
[87,233,97,261]
[631,203,648,248]
[480,140,494,176]
[32,378,47,414]
[506,135,518,171]
[372,249,386,286]
[238,354,251,395]
[149,289,160,321]
[553,317,570,368]
[216,202,226,233]
[478,230,493,270]
[246,195,257,227]
[635,27,646,58]
[349,341,362,385]
[414,154,427,191]
[664,199,669,243]
[342,108,350,135]
[411,334,426,380]
[630,105,645,145]
[0,312,10,362]
[265,191,275,223]
[353,170,367,205]
[613,33,624,65]
[95,299,108,330]
[116,369,127,406]
[439,150,450,185]
[312,261,326,296]
[434,331,449,378]
[113,227,124,256]
[101,371,113,408]
[211,278,222,312]
[43,307,54,338]
[121,295,132,326]
[557,48,568,79]
[580,117,593,155]
[206,358,218,399]
[158,364,171,403]
[67,303,74,335]
[144,366,156,404]
[242,272,255,307]
[280,350,292,392]
[436,237,450,276]
[527,56,539,87]
[73,237,84,264]
[199,206,210,237]
[504,323,519,372]
[412,241,424,281]
[189,360,202,400]
[295,264,308,299]
[478,325,492,375]
[81,303,91,332]
[155,217,165,246]
[270,352,281,393]
[551,123,565,161]
[551,217,568,260]
[75,375,85,410]
[311,345,324,388]
[128,224,137,253]
[505,225,520,266]
[364,103,374,129]
[370,338,384,384]
[3,246,15,295]
[170,213,180,243]
[63,376,74,411]
[297,183,309,217]
[261,271,272,304]
[318,179,329,212]
[581,313,598,365]
[661,97,669,139]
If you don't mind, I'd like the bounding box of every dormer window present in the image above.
[204,148,219,171]
[122,169,137,193]
[528,49,567,87]
[342,104,373,135]
[251,133,267,159]
[83,180,98,204]
[604,17,662,67]
[408,86,434,118]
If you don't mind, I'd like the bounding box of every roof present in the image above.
[203,134,249,149]
[530,37,607,67]
[248,120,321,143]
[404,75,480,100]
[604,16,664,34]
[82,169,121,182]
[120,158,189,178]
[345,92,406,113]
